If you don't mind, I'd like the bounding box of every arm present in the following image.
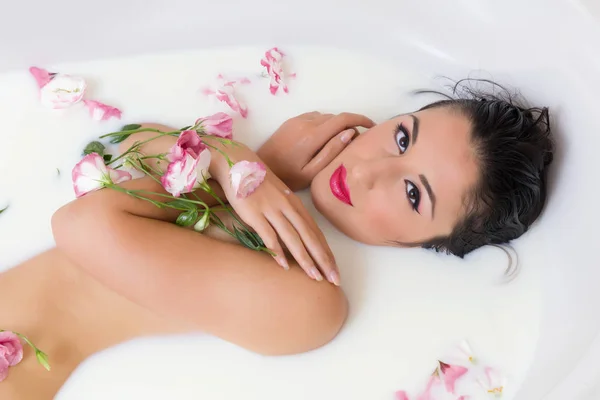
[52,124,348,356]
[118,123,226,205]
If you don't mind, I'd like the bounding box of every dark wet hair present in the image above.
[417,79,554,258]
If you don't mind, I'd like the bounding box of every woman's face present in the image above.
[310,106,480,246]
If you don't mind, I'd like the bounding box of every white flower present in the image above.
[40,74,86,109]
[229,161,266,198]
[477,367,506,397]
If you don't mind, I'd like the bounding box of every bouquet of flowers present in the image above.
[72,112,272,254]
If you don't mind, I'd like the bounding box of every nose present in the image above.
[351,157,401,191]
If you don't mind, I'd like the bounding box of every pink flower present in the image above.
[0,331,24,383]
[229,161,266,198]
[39,73,86,109]
[194,112,233,139]
[72,153,132,198]
[477,367,505,396]
[29,66,55,88]
[439,361,468,394]
[260,47,294,95]
[83,100,122,121]
[201,76,249,118]
[162,131,211,197]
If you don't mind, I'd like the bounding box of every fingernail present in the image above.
[277,256,289,270]
[328,271,341,286]
[310,267,323,281]
[340,129,355,143]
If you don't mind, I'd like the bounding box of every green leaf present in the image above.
[83,141,105,156]
[36,350,51,371]
[56,168,61,176]
[109,133,131,144]
[248,231,266,248]
[176,209,199,227]
[0,205,8,215]
[121,123,142,131]
[180,125,192,131]
[167,199,197,211]
[233,225,259,250]
[103,154,113,163]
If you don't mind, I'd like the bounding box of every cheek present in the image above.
[359,190,434,244]
[359,191,411,242]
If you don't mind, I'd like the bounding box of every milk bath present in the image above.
[0,46,541,399]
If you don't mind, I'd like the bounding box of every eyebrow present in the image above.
[410,114,420,145]
[419,174,436,219]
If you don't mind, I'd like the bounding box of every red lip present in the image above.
[330,165,352,205]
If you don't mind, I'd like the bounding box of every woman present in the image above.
[0,83,553,399]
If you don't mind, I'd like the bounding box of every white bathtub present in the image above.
[2,0,600,398]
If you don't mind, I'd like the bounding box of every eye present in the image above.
[395,124,410,154]
[405,180,421,213]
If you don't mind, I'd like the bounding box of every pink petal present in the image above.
[72,153,109,197]
[29,66,54,88]
[395,391,410,400]
[260,47,293,95]
[439,361,468,394]
[83,100,122,121]
[238,77,252,84]
[215,88,248,118]
[0,332,23,367]
[229,161,266,198]
[161,153,201,197]
[108,168,132,184]
[416,373,442,400]
[195,112,234,139]
[0,356,9,383]
[176,130,207,158]
[201,75,249,118]
[72,153,130,197]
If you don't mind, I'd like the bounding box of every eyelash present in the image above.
[405,180,421,213]
[394,123,410,154]
[394,124,420,213]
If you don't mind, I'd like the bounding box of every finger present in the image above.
[280,191,339,282]
[252,218,289,270]
[310,112,375,150]
[319,112,376,136]
[267,212,324,282]
[297,111,321,120]
[282,208,340,286]
[304,128,357,175]
[314,113,335,123]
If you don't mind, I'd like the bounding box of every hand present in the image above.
[207,140,340,285]
[257,112,376,191]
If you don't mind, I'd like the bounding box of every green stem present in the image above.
[200,185,246,228]
[99,128,180,139]
[107,185,209,210]
[209,213,236,238]
[106,135,164,166]
[204,142,234,167]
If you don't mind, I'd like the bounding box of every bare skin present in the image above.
[0,109,477,399]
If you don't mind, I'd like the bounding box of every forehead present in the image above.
[411,106,479,231]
